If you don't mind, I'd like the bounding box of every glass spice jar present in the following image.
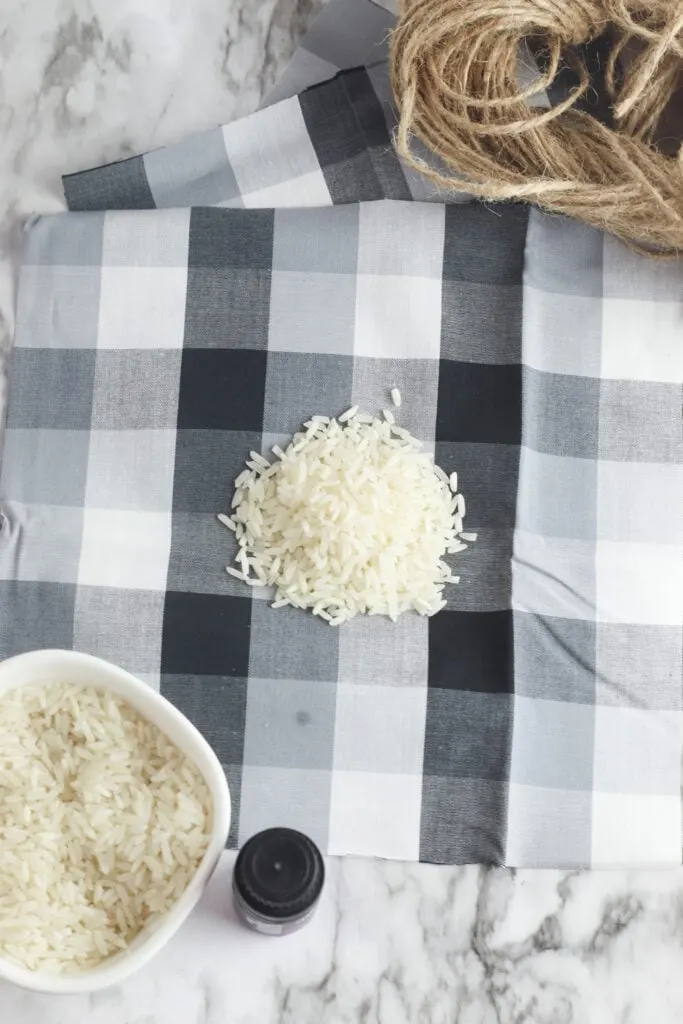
[232,828,325,936]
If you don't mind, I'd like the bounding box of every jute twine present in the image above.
[390,0,683,255]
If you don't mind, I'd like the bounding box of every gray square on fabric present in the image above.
[6,349,96,430]
[514,611,596,704]
[441,281,522,364]
[184,268,271,350]
[0,581,76,656]
[517,448,598,540]
[598,381,683,463]
[14,265,101,350]
[73,586,166,677]
[522,367,600,460]
[351,357,440,442]
[333,683,426,773]
[172,429,260,513]
[243,677,337,770]
[525,210,603,297]
[262,351,354,434]
[443,527,513,614]
[338,612,429,687]
[420,778,507,864]
[423,689,512,781]
[357,201,445,279]
[248,600,339,683]
[513,532,595,621]
[238,766,332,849]
[435,442,519,530]
[597,460,682,544]
[84,430,177,512]
[62,155,155,212]
[596,623,682,710]
[144,128,242,208]
[511,695,594,790]
[1,429,90,507]
[442,203,528,286]
[0,502,83,585]
[24,212,104,267]
[91,350,182,429]
[268,270,356,354]
[273,205,359,274]
[167,512,265,598]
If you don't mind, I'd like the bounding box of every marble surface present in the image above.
[2,2,683,1022]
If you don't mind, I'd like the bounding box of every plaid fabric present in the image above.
[1,17,682,867]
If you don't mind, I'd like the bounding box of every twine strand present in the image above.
[390,0,683,255]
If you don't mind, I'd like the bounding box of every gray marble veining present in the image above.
[1,3,682,1022]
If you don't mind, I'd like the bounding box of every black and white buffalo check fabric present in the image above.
[1,1,682,867]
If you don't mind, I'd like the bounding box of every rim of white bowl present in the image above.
[0,649,231,994]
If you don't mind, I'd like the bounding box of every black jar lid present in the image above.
[233,828,325,921]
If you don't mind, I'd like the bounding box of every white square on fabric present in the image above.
[97,267,187,349]
[357,201,445,278]
[328,770,422,859]
[333,684,427,773]
[591,792,681,866]
[354,274,441,359]
[602,298,683,384]
[101,208,190,267]
[595,540,683,626]
[222,101,326,197]
[85,430,177,512]
[506,782,591,867]
[593,705,682,794]
[597,460,683,544]
[512,530,595,621]
[78,509,171,591]
[240,170,330,209]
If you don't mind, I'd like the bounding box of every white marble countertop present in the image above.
[2,3,683,1022]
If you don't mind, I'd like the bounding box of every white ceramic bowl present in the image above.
[0,649,231,994]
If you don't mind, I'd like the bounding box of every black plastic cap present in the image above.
[233,828,325,921]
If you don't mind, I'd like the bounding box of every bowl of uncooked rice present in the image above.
[0,649,231,994]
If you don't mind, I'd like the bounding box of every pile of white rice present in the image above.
[218,399,476,624]
[0,682,212,974]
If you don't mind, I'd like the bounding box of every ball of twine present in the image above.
[390,0,683,255]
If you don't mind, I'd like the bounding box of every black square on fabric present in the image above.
[63,155,155,212]
[436,361,521,445]
[442,203,529,286]
[177,350,266,431]
[188,208,274,270]
[423,689,512,781]
[429,610,513,693]
[162,592,252,677]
